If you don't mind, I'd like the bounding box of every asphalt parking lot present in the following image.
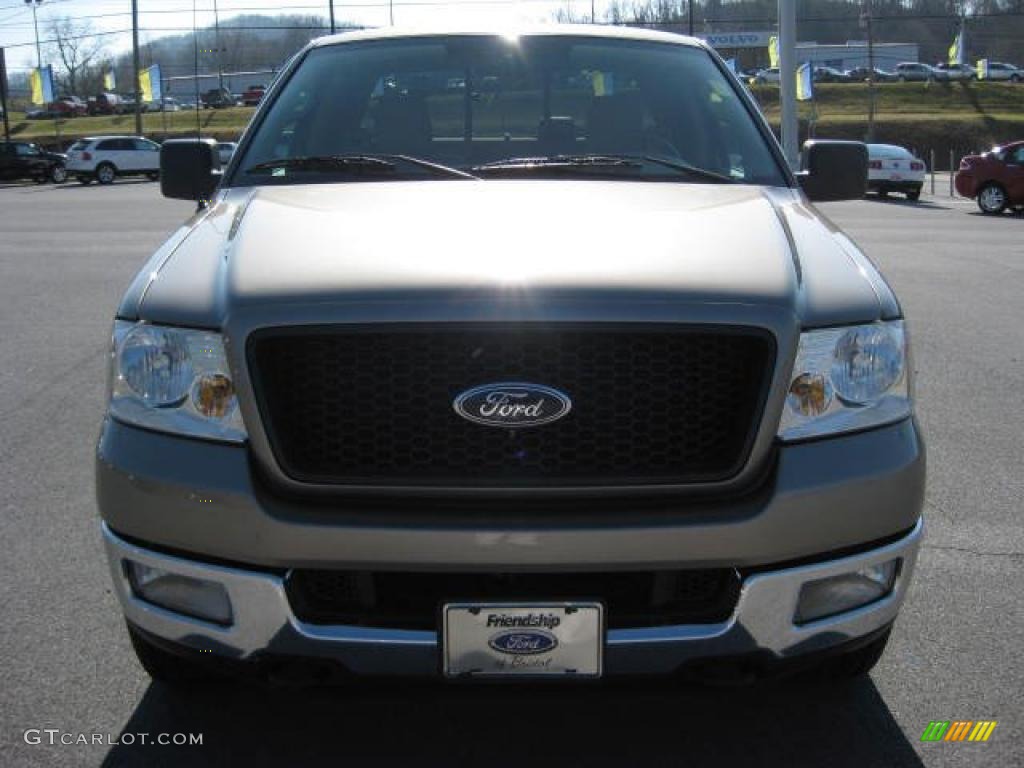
[0,179,1021,768]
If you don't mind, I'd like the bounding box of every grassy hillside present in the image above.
[752,82,1024,166]
[751,81,1024,120]
[5,107,256,144]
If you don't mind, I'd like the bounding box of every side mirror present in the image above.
[797,140,867,202]
[160,138,221,202]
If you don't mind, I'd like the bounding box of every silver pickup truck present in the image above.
[97,25,924,685]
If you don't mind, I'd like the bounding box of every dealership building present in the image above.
[697,31,920,71]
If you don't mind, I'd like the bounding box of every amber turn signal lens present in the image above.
[191,374,236,419]
[787,372,833,417]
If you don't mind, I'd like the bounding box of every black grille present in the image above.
[286,569,741,629]
[248,324,774,487]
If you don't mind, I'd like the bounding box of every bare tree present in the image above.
[45,16,107,97]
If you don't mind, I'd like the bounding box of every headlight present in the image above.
[778,320,910,441]
[109,321,246,442]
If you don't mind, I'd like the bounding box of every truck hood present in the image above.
[130,180,896,328]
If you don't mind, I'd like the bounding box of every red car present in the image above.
[47,97,88,117]
[241,84,266,106]
[955,141,1024,214]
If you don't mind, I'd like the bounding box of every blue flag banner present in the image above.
[30,66,55,105]
[139,64,162,103]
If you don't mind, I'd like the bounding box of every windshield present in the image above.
[235,35,786,187]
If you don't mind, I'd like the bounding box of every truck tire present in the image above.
[50,164,67,184]
[127,624,221,687]
[906,187,921,201]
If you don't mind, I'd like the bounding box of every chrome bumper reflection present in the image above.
[103,519,922,676]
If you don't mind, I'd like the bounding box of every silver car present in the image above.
[983,62,1023,82]
[98,26,924,686]
[895,62,943,82]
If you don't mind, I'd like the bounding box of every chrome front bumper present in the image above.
[103,519,923,677]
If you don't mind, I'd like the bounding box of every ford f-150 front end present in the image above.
[97,25,923,685]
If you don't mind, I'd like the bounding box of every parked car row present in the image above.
[0,135,241,187]
[747,61,1023,85]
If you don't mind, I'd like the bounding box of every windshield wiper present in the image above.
[472,154,736,184]
[246,154,478,180]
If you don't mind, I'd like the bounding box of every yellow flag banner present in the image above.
[948,32,963,65]
[29,66,54,105]
[138,65,162,103]
[768,36,779,69]
[796,62,814,101]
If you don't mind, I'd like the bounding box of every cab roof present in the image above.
[311,23,706,50]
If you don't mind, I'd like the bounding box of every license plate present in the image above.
[443,603,603,678]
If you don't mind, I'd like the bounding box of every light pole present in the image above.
[132,0,142,135]
[778,0,798,169]
[213,0,224,91]
[24,0,44,69]
[861,0,875,142]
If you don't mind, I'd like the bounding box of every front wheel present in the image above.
[95,163,116,185]
[906,187,921,201]
[146,172,160,181]
[50,164,67,184]
[977,182,1007,214]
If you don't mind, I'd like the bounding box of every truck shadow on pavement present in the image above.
[101,677,924,767]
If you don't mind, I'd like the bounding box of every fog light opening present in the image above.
[794,558,900,625]
[126,560,233,626]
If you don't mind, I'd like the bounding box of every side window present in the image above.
[96,140,119,151]
[133,139,157,151]
[1010,147,1024,165]
[15,144,40,157]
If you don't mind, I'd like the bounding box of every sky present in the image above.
[0,0,618,70]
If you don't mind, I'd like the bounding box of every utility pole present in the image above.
[329,0,336,33]
[779,0,798,168]
[688,0,694,36]
[24,0,44,69]
[131,0,142,135]
[863,0,875,141]
[1,48,11,141]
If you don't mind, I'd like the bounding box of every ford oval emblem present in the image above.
[488,630,559,656]
[453,382,572,428]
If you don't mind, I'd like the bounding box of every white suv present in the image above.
[65,136,161,185]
